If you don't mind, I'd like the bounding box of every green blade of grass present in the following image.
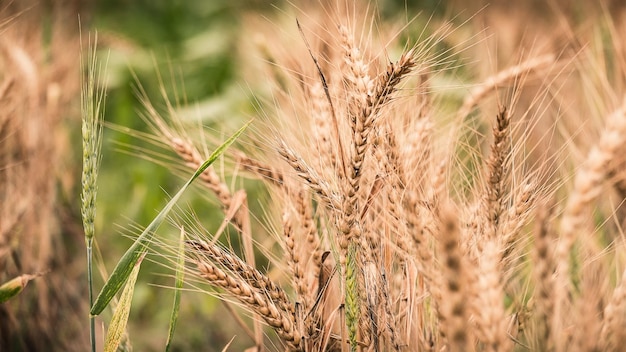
[165,226,186,351]
[91,120,251,316]
[103,253,144,352]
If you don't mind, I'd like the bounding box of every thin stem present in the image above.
[87,239,95,352]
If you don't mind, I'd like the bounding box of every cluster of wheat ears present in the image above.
[76,4,626,352]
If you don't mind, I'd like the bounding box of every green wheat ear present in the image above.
[80,32,105,243]
[80,30,106,352]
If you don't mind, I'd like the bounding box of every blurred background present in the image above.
[1,0,625,350]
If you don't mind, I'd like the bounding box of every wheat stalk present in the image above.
[80,32,106,352]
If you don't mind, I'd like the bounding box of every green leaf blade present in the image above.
[103,255,144,352]
[90,238,150,315]
[165,226,186,351]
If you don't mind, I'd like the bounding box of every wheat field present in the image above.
[3,1,626,351]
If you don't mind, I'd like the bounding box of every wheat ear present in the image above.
[600,268,626,351]
[437,203,473,351]
[282,208,308,307]
[293,187,322,299]
[277,140,340,209]
[456,54,554,120]
[472,240,512,352]
[309,81,340,178]
[482,106,511,241]
[555,101,626,348]
[139,95,249,234]
[532,206,556,349]
[188,240,302,350]
[337,27,416,263]
[234,150,284,186]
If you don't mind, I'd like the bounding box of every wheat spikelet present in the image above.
[80,33,104,244]
[137,91,249,233]
[501,180,536,265]
[337,29,417,265]
[336,24,373,262]
[339,24,374,131]
[378,262,401,351]
[372,127,410,259]
[189,240,293,313]
[194,257,301,350]
[400,114,434,189]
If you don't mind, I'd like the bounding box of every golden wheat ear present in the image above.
[188,239,303,350]
[553,102,626,348]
